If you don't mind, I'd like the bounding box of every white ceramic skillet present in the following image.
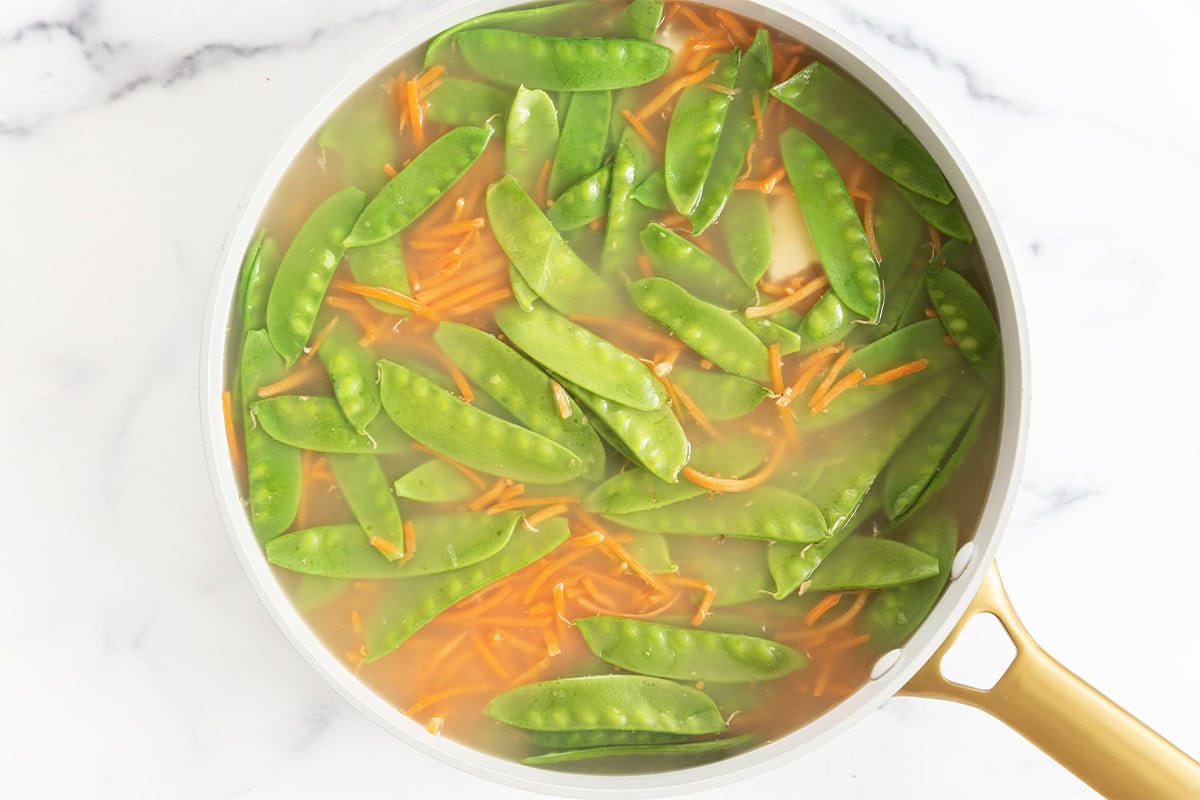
[199,1,1200,796]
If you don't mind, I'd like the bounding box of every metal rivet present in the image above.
[950,541,975,580]
[869,648,903,681]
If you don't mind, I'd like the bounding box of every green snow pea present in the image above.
[669,536,774,607]
[252,395,410,454]
[901,393,991,523]
[509,264,540,311]
[496,303,664,411]
[238,232,279,335]
[434,321,606,479]
[316,96,395,194]
[264,511,519,578]
[241,330,301,541]
[633,170,668,210]
[365,517,568,660]
[862,512,958,649]
[738,315,804,355]
[639,223,754,307]
[665,52,740,216]
[882,375,987,521]
[527,730,685,749]
[805,536,940,591]
[378,359,583,483]
[545,164,611,230]
[780,128,881,322]
[770,62,953,203]
[486,674,725,734]
[423,2,595,69]
[583,431,771,514]
[900,185,973,242]
[612,0,664,40]
[605,487,827,544]
[291,574,350,612]
[345,125,494,247]
[601,128,655,278]
[689,29,772,233]
[455,31,672,92]
[721,190,772,287]
[557,377,689,484]
[624,532,677,575]
[800,291,856,350]
[317,324,381,434]
[424,79,511,129]
[629,277,769,382]
[548,90,612,199]
[576,617,805,682]
[344,235,411,314]
[522,735,756,766]
[328,453,403,557]
[506,87,560,194]
[487,175,624,315]
[266,186,365,364]
[669,366,768,421]
[392,459,478,503]
[926,266,1001,379]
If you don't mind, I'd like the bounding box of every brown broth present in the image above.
[226,0,1003,773]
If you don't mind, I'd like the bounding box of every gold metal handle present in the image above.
[899,563,1200,799]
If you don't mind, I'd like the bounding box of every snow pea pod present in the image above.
[629,277,769,382]
[721,190,772,287]
[487,674,725,734]
[665,52,740,216]
[266,186,365,364]
[633,170,669,210]
[669,366,768,421]
[344,235,411,314]
[576,616,805,682]
[495,303,664,411]
[900,185,973,242]
[317,324,381,434]
[487,175,624,315]
[455,31,672,91]
[557,377,689,484]
[780,128,881,322]
[240,330,301,541]
[433,321,606,479]
[639,223,754,307]
[669,536,774,607]
[900,393,991,522]
[345,125,493,247]
[624,532,677,575]
[882,375,987,521]
[770,62,953,203]
[738,315,804,354]
[365,518,568,660]
[424,79,511,129]
[378,360,583,483]
[423,2,595,68]
[601,128,655,278]
[393,459,478,503]
[316,96,395,194]
[527,730,685,749]
[862,512,958,649]
[805,536,940,592]
[522,735,756,766]
[239,233,278,335]
[252,396,410,454]
[605,487,827,544]
[926,266,1001,380]
[291,574,350,612]
[689,29,772,233]
[506,87,559,194]
[509,264,539,312]
[548,90,611,199]
[800,291,856,350]
[328,453,403,557]
[612,0,664,40]
[545,164,611,230]
[265,511,520,578]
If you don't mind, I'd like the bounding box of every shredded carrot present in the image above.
[735,165,787,194]
[415,64,445,91]
[543,625,561,657]
[500,633,548,658]
[810,368,865,414]
[805,591,870,638]
[221,391,242,473]
[862,196,881,262]
[713,8,752,46]
[667,378,720,437]
[767,344,784,394]
[256,363,322,398]
[702,82,738,96]
[509,655,554,687]
[929,225,943,255]
[676,3,712,32]
[550,380,572,419]
[349,609,364,636]
[496,482,525,504]
[576,592,679,619]
[621,109,659,148]
[403,520,416,558]
[382,163,398,178]
[569,315,680,350]
[443,587,512,621]
[405,78,424,147]
[525,503,570,530]
[943,334,956,344]
[552,582,567,623]
[429,277,510,313]
[521,549,595,604]
[473,614,554,628]
[471,632,512,679]
[635,60,718,122]
[299,316,340,365]
[862,358,929,386]
[487,495,581,513]
[324,295,380,341]
[469,478,510,511]
[601,537,669,594]
[409,227,479,252]
[332,280,441,321]
[808,347,855,409]
[412,442,488,489]
[745,275,830,318]
[681,440,786,493]
[813,659,834,697]
[776,346,841,407]
[405,683,491,717]
[370,536,403,559]
[692,586,717,626]
[823,633,871,655]
[445,287,514,317]
[416,217,486,239]
[751,93,765,140]
[536,159,553,207]
[804,592,845,626]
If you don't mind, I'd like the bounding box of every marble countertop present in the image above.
[3,0,1198,797]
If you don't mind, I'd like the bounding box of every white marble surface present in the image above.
[3,0,1199,797]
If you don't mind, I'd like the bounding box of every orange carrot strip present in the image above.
[349,609,364,636]
[621,109,658,149]
[862,358,929,386]
[521,549,595,604]
[402,520,416,559]
[809,369,865,415]
[813,659,834,697]
[256,363,323,398]
[543,625,561,657]
[808,347,855,409]
[751,93,765,140]
[416,217,486,239]
[805,591,869,638]
[443,586,513,620]
[496,482,525,504]
[411,442,488,489]
[471,614,555,629]
[943,334,956,344]
[469,478,510,511]
[500,633,548,658]
[676,3,712,32]
[298,316,340,366]
[525,503,570,530]
[691,586,717,626]
[681,440,786,493]
[862,196,881,262]
[659,212,688,228]
[221,391,242,473]
[702,82,738,96]
[804,592,845,626]
[635,60,719,122]
[406,78,424,148]
[713,9,752,46]
[445,287,513,317]
[744,275,830,318]
[576,592,679,620]
[332,280,441,320]
[536,159,553,207]
[509,655,554,687]
[487,496,581,513]
[823,633,871,655]
[777,345,842,407]
[569,315,680,350]
[550,380,572,419]
[405,683,491,717]
[382,163,398,178]
[370,536,403,558]
[429,277,510,313]
[668,380,719,438]
[929,225,943,255]
[324,295,380,340]
[421,631,469,673]
[471,632,512,679]
[767,344,784,394]
[601,538,669,594]
[553,582,567,623]
[415,64,445,91]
